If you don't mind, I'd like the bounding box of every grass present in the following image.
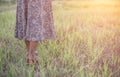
[0,1,120,77]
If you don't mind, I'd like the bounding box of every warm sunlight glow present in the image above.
[93,0,118,3]
[94,0,111,1]
[79,0,119,8]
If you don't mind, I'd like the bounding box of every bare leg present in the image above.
[25,40,39,53]
[29,41,39,64]
[25,40,39,64]
[29,41,39,53]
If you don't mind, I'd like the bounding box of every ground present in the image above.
[0,1,120,77]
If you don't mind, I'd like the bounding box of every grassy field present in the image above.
[0,1,120,77]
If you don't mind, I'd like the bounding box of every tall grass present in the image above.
[0,1,120,77]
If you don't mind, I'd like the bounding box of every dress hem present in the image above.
[14,36,56,41]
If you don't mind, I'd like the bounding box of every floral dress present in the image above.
[14,0,56,41]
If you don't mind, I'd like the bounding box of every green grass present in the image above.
[0,1,120,77]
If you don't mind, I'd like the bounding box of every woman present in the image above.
[14,0,56,64]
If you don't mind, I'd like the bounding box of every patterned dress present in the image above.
[14,0,56,41]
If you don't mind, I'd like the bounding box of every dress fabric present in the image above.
[14,0,56,41]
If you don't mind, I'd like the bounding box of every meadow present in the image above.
[0,1,120,77]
